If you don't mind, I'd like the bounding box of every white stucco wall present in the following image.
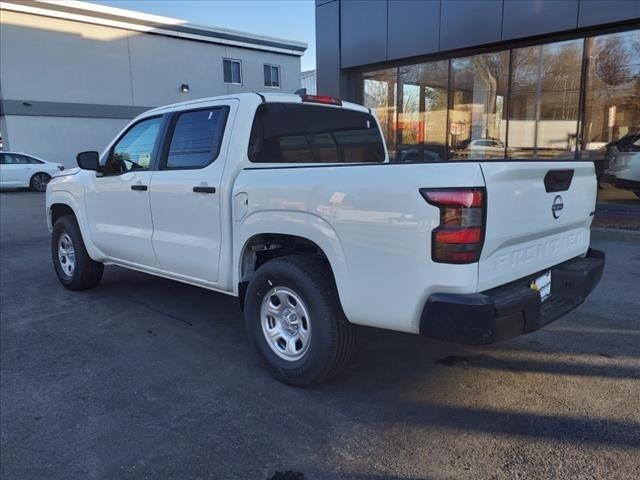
[3,116,129,166]
[0,8,303,166]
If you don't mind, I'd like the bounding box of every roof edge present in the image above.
[1,0,308,56]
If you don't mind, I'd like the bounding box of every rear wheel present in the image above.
[52,215,103,290]
[244,255,354,386]
[30,172,51,192]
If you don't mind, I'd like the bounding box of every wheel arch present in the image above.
[46,192,103,261]
[234,212,349,314]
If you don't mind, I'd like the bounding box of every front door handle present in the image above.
[193,186,216,194]
[131,184,148,191]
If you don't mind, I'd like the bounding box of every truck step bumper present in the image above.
[420,249,605,345]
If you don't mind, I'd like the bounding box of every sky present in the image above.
[91,0,316,71]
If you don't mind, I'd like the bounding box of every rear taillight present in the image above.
[420,187,486,264]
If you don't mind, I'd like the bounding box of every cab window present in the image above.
[248,103,385,164]
[103,117,162,175]
[163,107,228,169]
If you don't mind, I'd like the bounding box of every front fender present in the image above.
[46,188,104,261]
[234,209,349,311]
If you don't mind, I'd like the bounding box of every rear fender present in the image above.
[234,210,349,310]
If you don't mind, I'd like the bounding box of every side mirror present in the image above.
[76,151,100,171]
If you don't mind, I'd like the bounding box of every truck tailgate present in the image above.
[478,161,596,291]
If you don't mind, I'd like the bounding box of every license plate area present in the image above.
[530,271,552,302]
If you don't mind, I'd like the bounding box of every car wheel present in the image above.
[244,255,354,386]
[30,172,51,192]
[52,215,103,290]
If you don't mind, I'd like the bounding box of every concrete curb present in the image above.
[591,227,640,242]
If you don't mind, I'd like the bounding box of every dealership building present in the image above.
[315,0,639,165]
[0,0,306,166]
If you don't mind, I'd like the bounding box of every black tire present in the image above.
[51,215,103,290]
[244,255,354,387]
[30,172,51,192]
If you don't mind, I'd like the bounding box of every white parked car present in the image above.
[604,131,640,198]
[45,93,604,386]
[0,152,64,191]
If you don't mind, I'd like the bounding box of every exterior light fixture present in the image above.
[180,83,190,93]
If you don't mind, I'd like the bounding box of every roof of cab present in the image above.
[144,92,369,117]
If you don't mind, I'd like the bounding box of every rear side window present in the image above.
[164,107,229,169]
[24,156,43,164]
[248,103,386,164]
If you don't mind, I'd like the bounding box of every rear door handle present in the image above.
[193,186,216,194]
[131,184,148,191]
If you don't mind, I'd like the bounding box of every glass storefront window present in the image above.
[398,61,449,162]
[581,30,640,198]
[449,51,509,159]
[361,68,397,160]
[359,28,639,182]
[509,39,583,159]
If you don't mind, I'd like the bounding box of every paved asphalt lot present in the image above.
[1,191,639,480]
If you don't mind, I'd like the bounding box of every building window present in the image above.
[361,68,397,160]
[509,39,583,159]
[580,29,640,186]
[264,64,281,88]
[449,50,509,160]
[398,61,449,162]
[223,58,242,85]
[359,28,639,165]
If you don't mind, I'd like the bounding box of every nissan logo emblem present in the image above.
[552,195,564,219]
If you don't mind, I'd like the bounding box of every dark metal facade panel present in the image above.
[387,0,440,60]
[502,0,580,40]
[439,0,503,51]
[578,0,640,27]
[0,100,151,119]
[340,0,388,68]
[316,0,342,96]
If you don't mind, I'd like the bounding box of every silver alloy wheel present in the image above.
[31,173,50,192]
[260,286,311,361]
[58,232,76,277]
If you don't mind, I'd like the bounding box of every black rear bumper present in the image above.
[420,249,605,345]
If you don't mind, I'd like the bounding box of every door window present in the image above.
[103,117,162,176]
[0,154,25,164]
[163,108,228,169]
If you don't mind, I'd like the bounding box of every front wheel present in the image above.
[30,172,51,192]
[244,255,354,386]
[52,215,103,290]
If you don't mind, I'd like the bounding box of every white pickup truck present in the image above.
[46,92,604,386]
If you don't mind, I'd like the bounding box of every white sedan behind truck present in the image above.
[45,92,605,386]
[0,152,64,191]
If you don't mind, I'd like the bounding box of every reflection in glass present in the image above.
[398,61,449,162]
[582,30,640,187]
[449,51,509,159]
[359,29,639,169]
[509,39,583,159]
[362,68,397,160]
